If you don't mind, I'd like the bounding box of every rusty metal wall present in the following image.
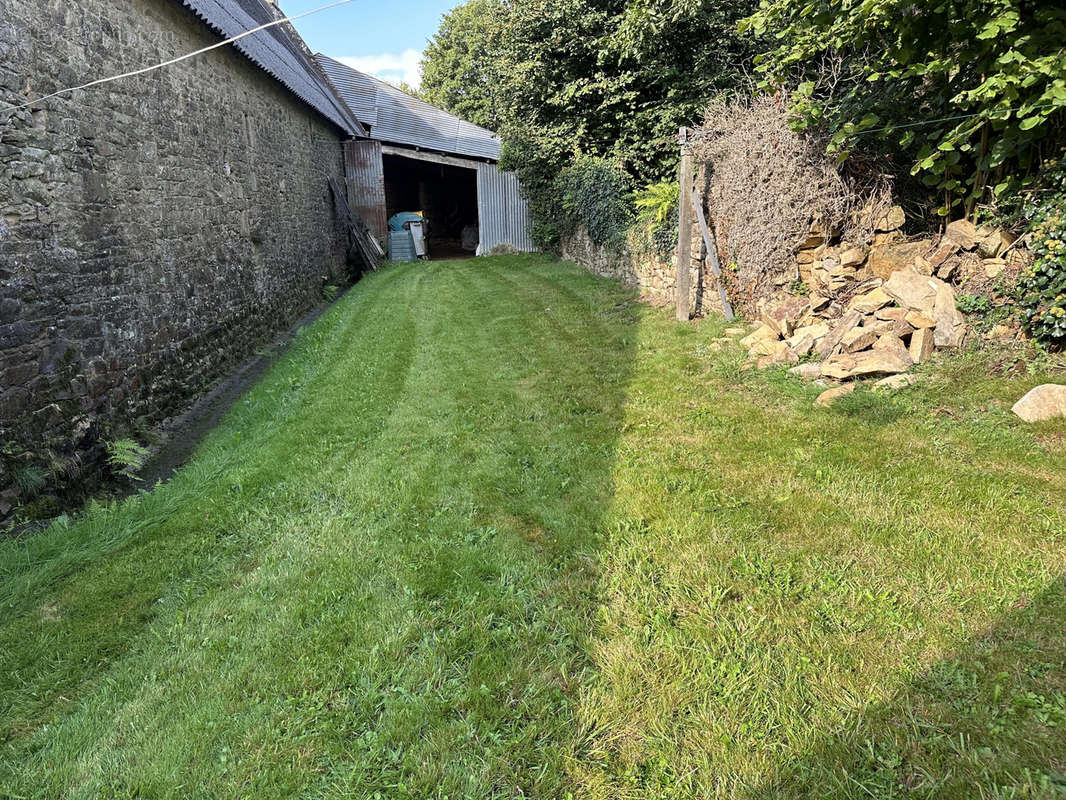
[476,163,534,254]
[344,139,388,244]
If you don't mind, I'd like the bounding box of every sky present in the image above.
[279,0,458,89]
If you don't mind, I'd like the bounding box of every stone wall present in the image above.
[561,174,725,316]
[0,0,349,515]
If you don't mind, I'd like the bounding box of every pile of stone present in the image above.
[736,213,1018,396]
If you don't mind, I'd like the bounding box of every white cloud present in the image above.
[336,50,423,90]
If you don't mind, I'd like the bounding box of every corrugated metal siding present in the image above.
[317,55,502,161]
[344,140,387,244]
[477,163,534,253]
[176,0,362,134]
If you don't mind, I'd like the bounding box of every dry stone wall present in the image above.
[0,0,349,515]
[561,180,725,316]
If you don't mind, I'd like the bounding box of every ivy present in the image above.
[1015,150,1066,345]
[558,155,634,247]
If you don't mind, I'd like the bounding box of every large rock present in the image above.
[757,344,800,369]
[909,327,935,363]
[815,310,864,359]
[882,268,938,315]
[821,349,912,380]
[848,286,892,315]
[787,334,816,357]
[870,308,912,337]
[840,247,867,268]
[860,319,895,337]
[944,219,977,250]
[741,324,780,356]
[874,333,910,361]
[868,241,926,280]
[976,228,1013,258]
[809,294,831,313]
[789,362,823,380]
[932,281,966,348]
[790,322,830,345]
[841,326,879,353]
[760,296,810,337]
[983,258,1006,279]
[905,310,936,329]
[815,384,855,407]
[912,255,935,276]
[876,306,909,323]
[1012,385,1066,422]
[929,240,960,269]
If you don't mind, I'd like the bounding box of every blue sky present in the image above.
[279,0,458,88]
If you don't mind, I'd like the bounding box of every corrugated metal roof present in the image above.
[174,0,363,135]
[317,54,502,161]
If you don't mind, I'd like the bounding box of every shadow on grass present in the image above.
[750,576,1066,798]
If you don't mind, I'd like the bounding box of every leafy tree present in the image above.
[744,0,1066,218]
[419,0,762,248]
[420,0,504,131]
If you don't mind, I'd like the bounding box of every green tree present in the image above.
[745,0,1066,218]
[419,0,762,248]
[420,0,505,131]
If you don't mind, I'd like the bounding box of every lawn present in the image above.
[2,254,1066,799]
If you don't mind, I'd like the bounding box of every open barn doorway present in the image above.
[383,153,479,260]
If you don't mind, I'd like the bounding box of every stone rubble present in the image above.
[732,207,1025,403]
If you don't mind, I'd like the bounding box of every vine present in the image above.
[1015,151,1066,345]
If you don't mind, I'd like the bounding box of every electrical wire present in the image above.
[0,0,356,120]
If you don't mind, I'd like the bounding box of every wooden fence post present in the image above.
[676,128,693,322]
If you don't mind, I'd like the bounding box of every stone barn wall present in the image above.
[0,0,349,516]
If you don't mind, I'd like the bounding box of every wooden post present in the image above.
[676,128,693,322]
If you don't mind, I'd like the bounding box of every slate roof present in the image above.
[175,0,363,135]
[316,55,502,161]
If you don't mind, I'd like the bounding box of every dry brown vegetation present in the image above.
[692,96,894,312]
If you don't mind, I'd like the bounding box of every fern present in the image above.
[633,181,678,224]
[106,439,149,481]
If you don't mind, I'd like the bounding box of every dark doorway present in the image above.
[383,153,479,259]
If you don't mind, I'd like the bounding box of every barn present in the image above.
[317,55,535,259]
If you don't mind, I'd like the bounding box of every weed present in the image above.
[105,438,149,481]
[13,465,47,494]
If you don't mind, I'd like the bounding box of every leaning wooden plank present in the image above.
[691,187,735,321]
[329,177,383,271]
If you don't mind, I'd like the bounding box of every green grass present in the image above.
[2,254,1066,798]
